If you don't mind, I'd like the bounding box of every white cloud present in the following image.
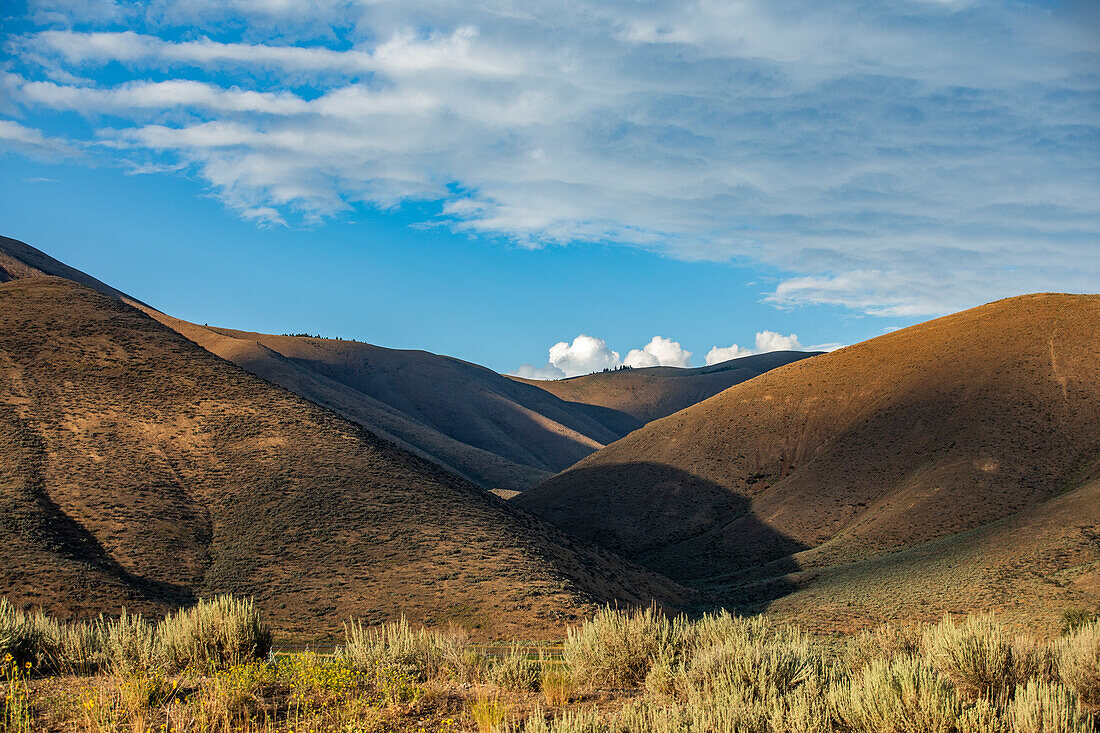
[240,206,287,226]
[29,0,126,26]
[0,119,74,157]
[753,331,802,352]
[547,335,621,378]
[704,344,755,365]
[623,336,692,368]
[20,79,312,115]
[6,0,1100,316]
[513,333,696,378]
[509,363,566,380]
[705,331,803,365]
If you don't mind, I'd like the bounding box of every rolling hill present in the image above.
[142,314,619,492]
[516,293,1100,631]
[0,276,692,638]
[0,235,809,493]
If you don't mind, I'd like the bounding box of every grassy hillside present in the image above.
[517,294,1100,630]
[0,277,691,638]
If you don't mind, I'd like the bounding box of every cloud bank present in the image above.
[4,0,1098,315]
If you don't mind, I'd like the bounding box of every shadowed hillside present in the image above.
[517,294,1100,631]
[0,277,693,638]
[765,474,1100,634]
[510,351,817,432]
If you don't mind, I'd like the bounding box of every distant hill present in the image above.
[0,235,808,492]
[510,352,818,433]
[0,277,692,637]
[145,315,618,492]
[516,294,1100,632]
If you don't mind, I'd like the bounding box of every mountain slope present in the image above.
[0,235,135,301]
[4,235,806,493]
[767,474,1100,635]
[143,313,616,491]
[0,237,618,491]
[510,351,817,433]
[516,294,1100,627]
[0,277,691,637]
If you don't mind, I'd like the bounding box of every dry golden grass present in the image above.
[468,691,509,733]
[6,604,1100,732]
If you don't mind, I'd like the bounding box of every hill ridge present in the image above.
[0,276,692,637]
[0,234,814,492]
[516,292,1100,631]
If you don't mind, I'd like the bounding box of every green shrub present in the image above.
[160,595,270,673]
[643,652,678,699]
[1010,637,1060,688]
[846,623,924,673]
[490,644,541,691]
[105,609,166,675]
[457,648,489,684]
[53,618,107,674]
[831,656,964,733]
[563,606,676,687]
[924,614,1026,703]
[615,699,696,732]
[1007,680,1092,733]
[0,599,58,671]
[1058,620,1100,707]
[674,610,771,655]
[767,679,833,733]
[542,666,574,706]
[676,628,818,701]
[514,706,608,733]
[469,691,509,733]
[343,615,467,681]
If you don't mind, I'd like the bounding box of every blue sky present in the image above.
[1,0,1096,376]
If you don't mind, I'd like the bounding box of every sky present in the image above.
[1,0,1097,377]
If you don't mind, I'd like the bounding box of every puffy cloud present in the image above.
[547,335,621,378]
[705,331,803,365]
[623,336,692,368]
[6,0,1100,316]
[513,333,696,378]
[753,331,803,353]
[704,344,755,365]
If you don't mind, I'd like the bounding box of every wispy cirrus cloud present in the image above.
[0,119,76,158]
[4,0,1098,316]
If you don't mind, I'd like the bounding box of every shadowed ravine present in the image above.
[515,462,809,612]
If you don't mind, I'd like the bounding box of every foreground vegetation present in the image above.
[1,598,1096,732]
